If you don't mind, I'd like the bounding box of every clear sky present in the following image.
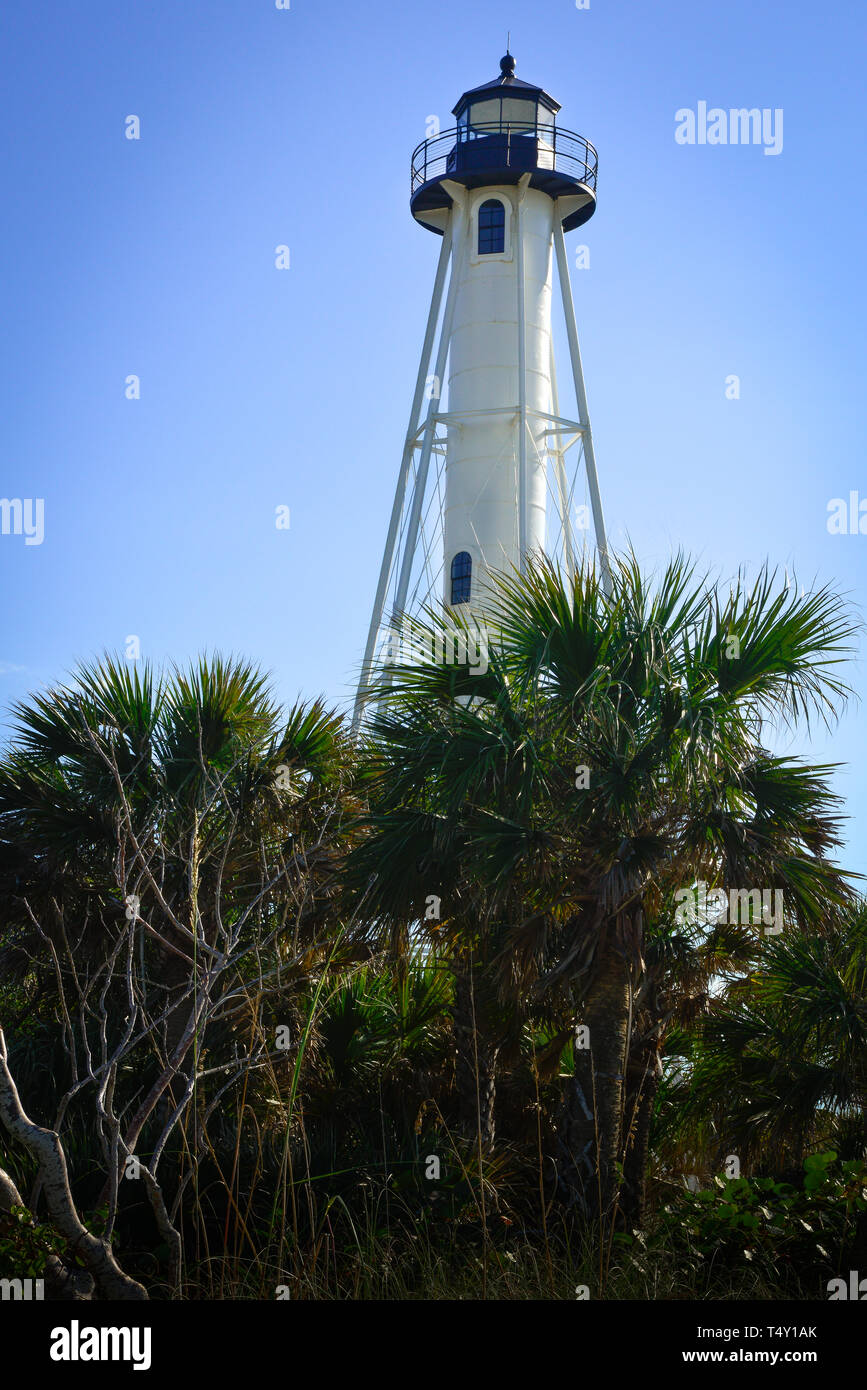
[1,0,864,868]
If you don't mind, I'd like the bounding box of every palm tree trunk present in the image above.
[558,933,630,1217]
[452,958,499,1149]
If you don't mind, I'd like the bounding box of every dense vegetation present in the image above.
[0,555,864,1300]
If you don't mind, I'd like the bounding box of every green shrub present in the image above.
[646,1152,867,1295]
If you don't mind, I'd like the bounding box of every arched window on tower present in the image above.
[477,199,505,255]
[450,551,472,605]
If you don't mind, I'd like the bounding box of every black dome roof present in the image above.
[452,54,561,117]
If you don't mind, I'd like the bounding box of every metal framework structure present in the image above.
[353,198,611,729]
[354,68,611,729]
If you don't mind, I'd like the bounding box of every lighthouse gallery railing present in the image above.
[411,122,598,196]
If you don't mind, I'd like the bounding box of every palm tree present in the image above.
[350,553,858,1219]
[617,753,854,1224]
[0,654,349,980]
[0,655,355,1264]
[344,623,558,1148]
[682,898,867,1169]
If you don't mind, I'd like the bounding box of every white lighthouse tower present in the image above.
[355,54,611,724]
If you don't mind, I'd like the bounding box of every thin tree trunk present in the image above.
[453,958,499,1149]
[0,1029,147,1300]
[558,933,630,1217]
[620,1039,660,1228]
[0,1164,94,1299]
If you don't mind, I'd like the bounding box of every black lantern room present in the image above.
[410,54,598,235]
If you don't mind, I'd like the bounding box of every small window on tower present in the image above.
[478,200,505,255]
[450,551,472,605]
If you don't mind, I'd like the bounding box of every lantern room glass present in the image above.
[462,96,556,138]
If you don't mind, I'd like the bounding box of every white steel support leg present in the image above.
[352,221,454,729]
[393,193,468,618]
[516,174,531,571]
[549,340,575,585]
[553,213,613,597]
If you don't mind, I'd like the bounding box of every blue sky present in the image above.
[0,0,864,868]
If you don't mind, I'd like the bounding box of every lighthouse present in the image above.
[355,54,611,723]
